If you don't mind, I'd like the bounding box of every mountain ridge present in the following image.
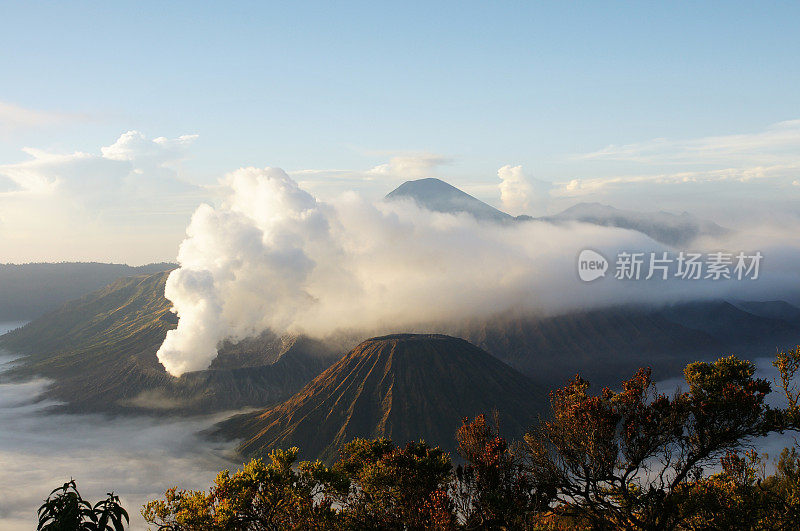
[541,202,730,246]
[0,262,176,320]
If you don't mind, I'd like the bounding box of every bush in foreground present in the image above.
[37,479,128,531]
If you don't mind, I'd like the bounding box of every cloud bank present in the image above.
[0,131,204,263]
[554,120,800,223]
[157,167,800,377]
[497,164,532,215]
[367,153,451,180]
[581,119,800,165]
[0,368,231,530]
[496,165,554,215]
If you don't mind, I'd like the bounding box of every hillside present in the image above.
[0,272,340,414]
[456,309,717,389]
[216,334,546,462]
[0,262,175,320]
[457,301,800,390]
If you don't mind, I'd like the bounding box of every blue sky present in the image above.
[0,2,799,262]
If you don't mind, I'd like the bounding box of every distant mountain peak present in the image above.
[541,202,729,247]
[386,178,513,222]
[387,178,466,195]
[390,177,455,190]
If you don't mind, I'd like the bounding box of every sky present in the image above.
[1,1,799,264]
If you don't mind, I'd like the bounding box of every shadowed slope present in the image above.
[217,334,545,462]
[455,300,800,390]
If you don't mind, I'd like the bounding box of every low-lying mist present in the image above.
[0,357,236,530]
[156,167,800,376]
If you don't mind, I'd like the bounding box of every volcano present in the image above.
[216,333,546,462]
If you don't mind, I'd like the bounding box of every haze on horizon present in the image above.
[1,1,799,265]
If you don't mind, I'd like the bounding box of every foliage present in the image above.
[454,413,551,529]
[673,446,800,530]
[37,480,128,531]
[774,345,800,415]
[523,356,783,529]
[335,438,455,529]
[142,447,345,530]
[141,439,453,530]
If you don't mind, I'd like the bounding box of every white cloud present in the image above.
[552,164,800,197]
[0,130,198,197]
[289,154,452,203]
[0,131,204,264]
[101,130,199,164]
[556,121,800,220]
[496,165,554,216]
[497,165,532,215]
[581,119,800,165]
[366,153,450,179]
[0,101,86,136]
